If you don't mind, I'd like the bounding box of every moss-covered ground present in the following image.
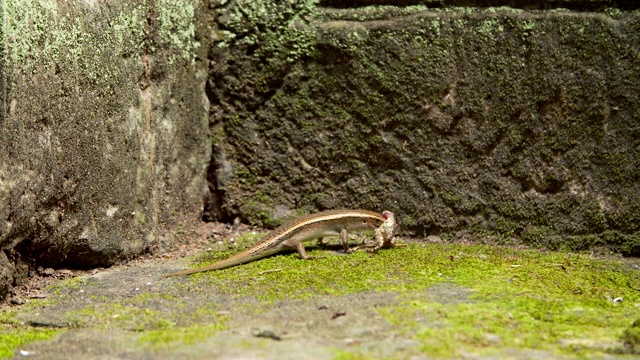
[185,240,640,358]
[0,306,59,358]
[3,233,637,359]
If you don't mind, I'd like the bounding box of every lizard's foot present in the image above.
[347,243,376,253]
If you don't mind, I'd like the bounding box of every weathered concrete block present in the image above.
[0,0,210,299]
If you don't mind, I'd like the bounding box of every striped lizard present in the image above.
[163,209,395,277]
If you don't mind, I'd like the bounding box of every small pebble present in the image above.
[344,338,359,346]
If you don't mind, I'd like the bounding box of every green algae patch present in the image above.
[0,310,60,359]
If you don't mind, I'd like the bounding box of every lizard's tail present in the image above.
[162,266,213,278]
[162,256,241,278]
[162,247,273,278]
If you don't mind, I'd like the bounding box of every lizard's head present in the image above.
[365,211,394,228]
[366,216,385,228]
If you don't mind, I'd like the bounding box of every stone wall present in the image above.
[0,0,210,299]
[205,1,640,254]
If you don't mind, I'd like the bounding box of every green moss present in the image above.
[49,276,94,296]
[138,323,225,348]
[0,310,60,359]
[3,0,197,79]
[214,2,640,254]
[384,299,628,357]
[477,18,504,36]
[65,302,149,328]
[622,318,640,354]
[234,166,258,186]
[520,225,555,246]
[191,231,266,267]
[520,229,640,256]
[210,123,225,147]
[619,232,640,256]
[0,327,59,359]
[375,244,638,358]
[603,151,640,184]
[186,242,637,301]
[238,189,299,228]
[59,291,227,348]
[172,242,639,356]
[332,350,371,360]
[242,203,275,227]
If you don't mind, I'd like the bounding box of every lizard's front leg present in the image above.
[293,240,311,260]
[341,229,354,253]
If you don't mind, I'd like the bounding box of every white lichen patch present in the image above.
[106,206,119,218]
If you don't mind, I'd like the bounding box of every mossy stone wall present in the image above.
[207,2,640,254]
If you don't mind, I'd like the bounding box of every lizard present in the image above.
[162,209,391,277]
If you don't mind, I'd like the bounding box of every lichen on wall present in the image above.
[157,0,200,64]
[4,0,147,81]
